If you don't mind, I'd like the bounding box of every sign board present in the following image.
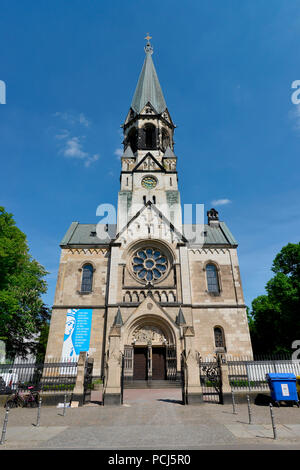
[281,383,290,396]
[61,308,93,360]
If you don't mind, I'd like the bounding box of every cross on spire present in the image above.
[144,32,153,54]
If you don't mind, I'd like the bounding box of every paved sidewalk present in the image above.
[0,389,299,450]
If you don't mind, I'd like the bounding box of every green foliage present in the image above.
[249,243,300,355]
[0,207,51,359]
[35,322,50,363]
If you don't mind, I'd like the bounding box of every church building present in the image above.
[45,38,253,404]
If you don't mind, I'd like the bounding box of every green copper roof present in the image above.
[60,223,116,246]
[131,49,167,114]
[113,307,123,326]
[183,222,238,247]
[60,221,237,248]
[176,307,186,326]
[163,146,177,159]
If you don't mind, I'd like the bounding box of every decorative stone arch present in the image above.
[139,291,146,301]
[78,260,97,272]
[123,291,132,303]
[124,314,176,347]
[169,291,176,303]
[121,312,179,382]
[154,291,161,302]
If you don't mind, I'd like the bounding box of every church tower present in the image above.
[117,36,181,234]
[45,37,253,405]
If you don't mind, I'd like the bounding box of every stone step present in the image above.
[124,380,182,389]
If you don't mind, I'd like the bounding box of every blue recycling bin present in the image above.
[266,373,299,406]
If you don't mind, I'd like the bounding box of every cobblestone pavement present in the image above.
[0,389,300,450]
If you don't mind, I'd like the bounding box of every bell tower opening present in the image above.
[144,123,156,150]
[127,127,138,153]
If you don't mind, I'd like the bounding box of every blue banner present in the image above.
[62,308,93,359]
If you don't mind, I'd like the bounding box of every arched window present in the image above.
[144,124,156,149]
[214,327,225,350]
[81,264,93,293]
[206,264,220,294]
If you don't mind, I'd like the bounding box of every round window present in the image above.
[132,248,168,283]
[141,176,157,189]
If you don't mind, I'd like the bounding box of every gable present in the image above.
[122,295,180,332]
[139,102,157,115]
[132,153,165,173]
[116,202,186,245]
[161,109,175,127]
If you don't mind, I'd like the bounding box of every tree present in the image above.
[0,207,50,359]
[249,243,300,355]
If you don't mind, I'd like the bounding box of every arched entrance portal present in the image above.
[123,316,177,383]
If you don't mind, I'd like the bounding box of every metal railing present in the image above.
[0,358,78,395]
[199,357,222,403]
[227,355,300,392]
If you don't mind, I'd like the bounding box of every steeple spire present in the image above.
[131,35,167,115]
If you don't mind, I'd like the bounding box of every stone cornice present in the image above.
[52,303,246,309]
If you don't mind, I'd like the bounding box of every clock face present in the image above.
[141,176,157,189]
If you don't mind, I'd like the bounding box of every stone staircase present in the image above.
[124,379,182,389]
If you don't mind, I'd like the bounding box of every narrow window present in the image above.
[143,195,146,205]
[214,327,225,349]
[206,264,220,294]
[170,177,172,186]
[81,264,93,293]
[153,196,156,204]
[126,177,128,186]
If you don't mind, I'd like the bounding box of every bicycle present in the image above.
[4,385,40,408]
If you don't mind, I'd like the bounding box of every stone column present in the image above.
[183,326,203,404]
[179,246,192,305]
[147,343,152,382]
[103,325,122,405]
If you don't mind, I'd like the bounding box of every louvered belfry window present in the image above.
[81,264,93,292]
[206,264,220,293]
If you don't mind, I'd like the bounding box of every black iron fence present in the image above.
[199,357,222,403]
[0,358,78,395]
[198,354,300,401]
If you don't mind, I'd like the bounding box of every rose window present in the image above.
[132,248,168,282]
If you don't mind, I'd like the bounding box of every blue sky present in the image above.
[1,0,300,309]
